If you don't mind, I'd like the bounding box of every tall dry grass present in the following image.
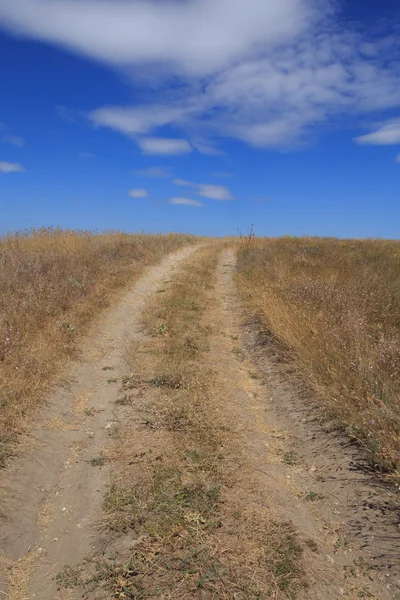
[236,236,400,475]
[0,227,195,465]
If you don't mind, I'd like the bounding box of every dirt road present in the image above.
[0,244,398,599]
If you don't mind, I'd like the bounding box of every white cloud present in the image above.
[170,197,203,207]
[354,121,400,145]
[2,1,400,148]
[128,188,148,198]
[90,106,185,135]
[197,184,233,200]
[172,179,233,200]
[78,151,95,158]
[2,135,25,147]
[138,137,192,155]
[0,161,25,173]
[396,153,400,163]
[191,140,224,156]
[134,166,170,178]
[172,179,194,187]
[0,0,311,76]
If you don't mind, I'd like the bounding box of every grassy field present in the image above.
[236,236,400,476]
[0,228,195,466]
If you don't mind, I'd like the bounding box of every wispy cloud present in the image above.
[172,179,194,187]
[78,151,95,158]
[1,1,400,149]
[354,120,400,145]
[138,137,192,155]
[170,197,203,207]
[172,179,233,200]
[191,140,224,156]
[197,184,233,200]
[2,135,25,148]
[134,166,170,178]
[395,153,400,163]
[0,161,25,173]
[0,0,309,76]
[128,188,148,198]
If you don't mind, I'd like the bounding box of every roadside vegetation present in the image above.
[236,234,400,476]
[0,227,195,465]
[57,245,305,599]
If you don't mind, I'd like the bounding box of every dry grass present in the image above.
[0,227,195,465]
[236,236,400,475]
[56,245,305,599]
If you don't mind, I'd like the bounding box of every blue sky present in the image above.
[0,0,400,238]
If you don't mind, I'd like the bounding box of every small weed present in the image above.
[232,347,246,362]
[102,366,114,371]
[55,565,83,589]
[147,373,183,390]
[343,556,374,580]
[83,407,96,416]
[334,536,350,554]
[248,370,259,380]
[268,522,304,594]
[304,491,323,502]
[107,378,118,384]
[185,449,206,463]
[157,323,168,336]
[283,450,299,466]
[61,322,76,334]
[90,455,108,467]
[121,374,143,389]
[305,539,319,552]
[115,394,134,406]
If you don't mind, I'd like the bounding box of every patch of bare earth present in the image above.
[0,244,199,599]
